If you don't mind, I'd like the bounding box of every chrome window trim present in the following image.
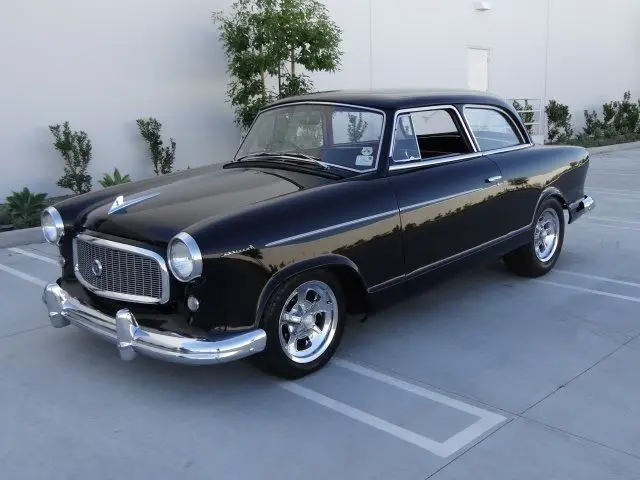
[167,231,203,282]
[72,233,171,305]
[387,105,478,166]
[265,210,398,247]
[462,104,528,150]
[388,143,533,172]
[233,101,387,174]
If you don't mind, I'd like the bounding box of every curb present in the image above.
[587,141,640,156]
[0,227,44,248]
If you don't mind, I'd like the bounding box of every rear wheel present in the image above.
[503,197,564,277]
[254,270,345,379]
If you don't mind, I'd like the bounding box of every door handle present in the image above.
[486,175,502,183]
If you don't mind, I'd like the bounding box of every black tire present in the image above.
[503,197,565,277]
[253,269,346,379]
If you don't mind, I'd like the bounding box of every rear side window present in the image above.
[391,108,473,163]
[464,107,522,151]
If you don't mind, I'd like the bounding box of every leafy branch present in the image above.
[136,117,176,175]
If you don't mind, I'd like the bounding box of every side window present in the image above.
[332,111,384,144]
[464,107,522,151]
[392,108,473,163]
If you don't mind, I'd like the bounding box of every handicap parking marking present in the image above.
[8,247,59,266]
[280,358,506,458]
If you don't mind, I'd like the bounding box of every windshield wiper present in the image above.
[236,152,329,170]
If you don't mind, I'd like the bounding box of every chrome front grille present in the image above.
[73,234,170,304]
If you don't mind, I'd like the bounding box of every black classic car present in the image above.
[42,89,595,378]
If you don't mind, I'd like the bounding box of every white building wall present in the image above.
[0,0,638,198]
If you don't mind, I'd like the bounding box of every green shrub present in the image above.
[513,100,535,134]
[99,168,131,188]
[545,100,573,142]
[136,117,176,175]
[49,121,92,194]
[0,204,10,225]
[5,187,47,229]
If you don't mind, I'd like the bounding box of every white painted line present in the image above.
[588,216,640,226]
[333,358,501,420]
[578,221,640,232]
[588,187,640,195]
[280,359,506,458]
[586,188,640,198]
[553,269,640,289]
[8,247,59,266]
[0,262,47,288]
[534,279,640,304]
[279,381,452,457]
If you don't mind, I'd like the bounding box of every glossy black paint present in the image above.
[50,89,592,335]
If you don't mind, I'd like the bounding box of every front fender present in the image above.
[254,254,366,328]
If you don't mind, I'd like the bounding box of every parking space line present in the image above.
[588,216,640,226]
[0,263,47,288]
[279,381,453,456]
[534,279,640,303]
[280,359,506,458]
[8,247,59,266]
[586,188,640,198]
[578,221,640,232]
[553,270,640,288]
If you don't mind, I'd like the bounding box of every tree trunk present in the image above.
[290,46,295,76]
[260,69,266,101]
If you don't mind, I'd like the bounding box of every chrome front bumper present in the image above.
[42,283,267,365]
[568,194,595,223]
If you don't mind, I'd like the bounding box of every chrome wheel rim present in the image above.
[534,208,560,262]
[278,280,339,364]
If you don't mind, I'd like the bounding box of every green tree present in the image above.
[347,112,368,142]
[212,0,343,130]
[49,121,92,194]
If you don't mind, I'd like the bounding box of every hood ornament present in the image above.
[108,192,160,215]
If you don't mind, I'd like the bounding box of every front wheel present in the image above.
[503,197,565,277]
[254,270,345,379]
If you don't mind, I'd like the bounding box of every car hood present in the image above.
[81,164,326,245]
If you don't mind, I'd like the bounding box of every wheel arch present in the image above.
[533,187,568,223]
[254,254,369,328]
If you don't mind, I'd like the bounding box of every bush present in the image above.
[513,100,535,134]
[136,117,176,175]
[5,187,47,229]
[0,204,10,225]
[545,100,573,143]
[49,121,92,194]
[99,168,131,188]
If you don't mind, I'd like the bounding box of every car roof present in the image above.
[265,88,513,111]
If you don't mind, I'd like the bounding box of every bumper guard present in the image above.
[42,283,267,365]
[568,195,595,224]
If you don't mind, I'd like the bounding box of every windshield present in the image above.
[235,103,385,172]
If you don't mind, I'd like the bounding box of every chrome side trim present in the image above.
[233,101,387,174]
[108,192,160,215]
[399,188,484,213]
[462,104,528,150]
[72,233,171,305]
[42,283,267,365]
[368,224,532,292]
[265,210,398,247]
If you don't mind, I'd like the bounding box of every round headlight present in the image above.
[168,232,202,282]
[41,207,64,244]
